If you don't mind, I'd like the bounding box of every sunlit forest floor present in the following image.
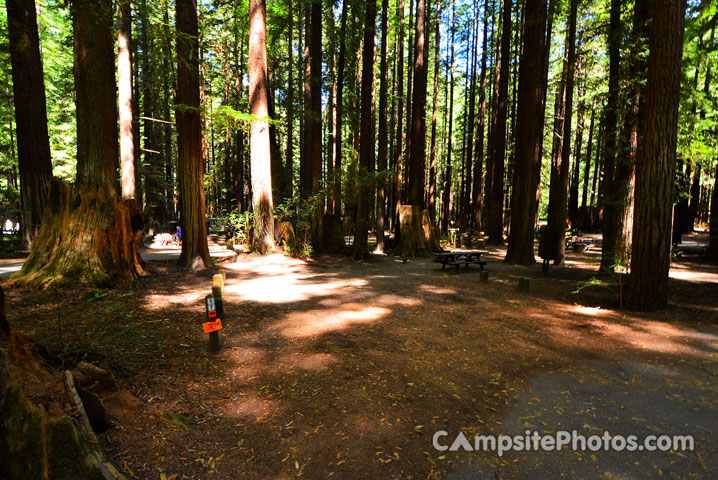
[5,235,718,479]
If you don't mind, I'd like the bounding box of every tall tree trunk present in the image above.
[627,0,685,311]
[462,11,479,231]
[11,0,144,288]
[235,12,246,213]
[74,0,119,191]
[6,0,53,249]
[249,0,275,254]
[599,0,623,270]
[472,0,490,231]
[118,0,136,201]
[427,0,441,220]
[504,0,548,265]
[285,0,295,202]
[394,0,406,234]
[486,0,511,245]
[581,98,597,208]
[376,0,390,252]
[546,0,577,265]
[442,2,456,234]
[176,0,211,269]
[331,1,348,215]
[568,91,585,229]
[354,0,377,259]
[400,0,434,256]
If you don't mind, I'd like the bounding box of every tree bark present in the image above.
[376,0,390,253]
[427,0,441,220]
[568,92,585,229]
[394,0,406,235]
[505,0,548,265]
[249,0,275,254]
[10,0,145,288]
[331,2,348,216]
[353,0,377,259]
[6,0,53,249]
[118,0,136,201]
[73,0,119,192]
[599,0,623,270]
[472,0,490,231]
[627,0,686,311]
[581,98,597,208]
[546,0,577,265]
[176,0,211,269]
[486,0,511,245]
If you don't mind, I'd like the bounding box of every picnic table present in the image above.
[432,250,488,272]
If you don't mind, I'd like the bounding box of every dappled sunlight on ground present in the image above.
[669,265,718,283]
[223,254,368,303]
[275,304,391,338]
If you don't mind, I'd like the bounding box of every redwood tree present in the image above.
[11,0,144,288]
[176,0,211,269]
[6,0,53,249]
[376,0,390,253]
[546,0,578,266]
[627,0,686,310]
[399,0,437,257]
[248,0,275,254]
[353,0,377,259]
[118,0,136,201]
[486,0,511,245]
[505,0,548,265]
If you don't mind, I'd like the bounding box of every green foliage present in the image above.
[227,210,253,248]
[275,193,323,259]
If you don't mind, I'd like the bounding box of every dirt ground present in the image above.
[3,238,717,479]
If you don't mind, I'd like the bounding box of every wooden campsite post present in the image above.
[203,274,225,352]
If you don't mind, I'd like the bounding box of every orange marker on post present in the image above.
[204,293,223,352]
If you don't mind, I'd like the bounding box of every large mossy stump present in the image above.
[0,332,126,479]
[399,205,440,257]
[9,181,145,288]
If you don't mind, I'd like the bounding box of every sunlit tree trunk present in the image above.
[6,0,53,249]
[505,0,548,265]
[427,0,441,220]
[118,0,136,201]
[627,0,685,310]
[176,0,211,269]
[376,0,390,252]
[393,0,406,236]
[248,0,275,254]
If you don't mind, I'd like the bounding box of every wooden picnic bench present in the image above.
[432,250,487,272]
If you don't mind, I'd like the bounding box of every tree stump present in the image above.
[399,205,429,257]
[0,332,127,479]
[518,278,530,292]
[479,271,489,284]
[9,181,145,288]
